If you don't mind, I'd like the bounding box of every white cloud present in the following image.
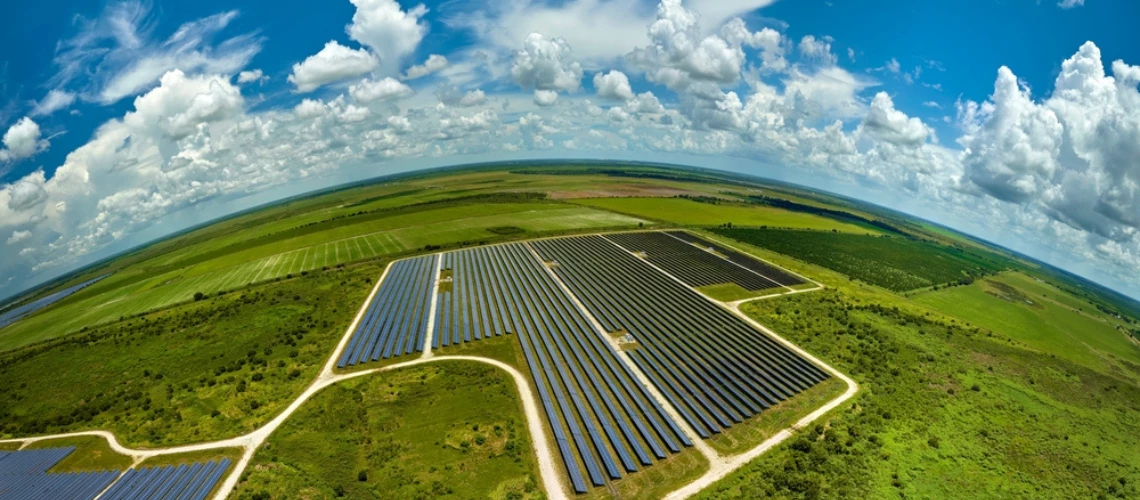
[124,70,244,141]
[593,70,634,100]
[288,41,380,92]
[1058,0,1085,8]
[6,170,48,211]
[402,54,449,80]
[436,86,488,107]
[50,2,260,105]
[346,0,429,68]
[861,92,931,147]
[798,35,838,66]
[534,89,559,106]
[237,69,268,85]
[6,230,31,246]
[847,47,856,62]
[1,118,48,161]
[31,90,77,116]
[885,58,901,74]
[923,100,941,109]
[511,33,584,93]
[349,77,414,103]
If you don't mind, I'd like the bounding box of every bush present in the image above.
[193,292,206,301]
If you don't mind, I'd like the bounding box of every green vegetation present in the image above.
[0,264,377,447]
[573,198,876,233]
[713,228,1005,291]
[700,289,1140,499]
[137,447,243,468]
[707,377,847,456]
[25,436,133,473]
[232,361,542,500]
[697,283,763,302]
[913,272,1140,383]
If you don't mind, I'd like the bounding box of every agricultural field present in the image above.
[573,197,877,233]
[712,228,1007,291]
[912,272,1140,382]
[233,361,542,499]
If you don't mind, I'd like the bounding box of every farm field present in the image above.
[712,227,1007,292]
[0,202,645,351]
[232,361,542,500]
[912,272,1140,382]
[573,197,877,233]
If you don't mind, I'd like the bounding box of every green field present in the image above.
[713,228,1007,291]
[573,197,876,233]
[700,289,1140,499]
[26,436,134,473]
[913,272,1140,382]
[0,203,645,351]
[0,264,377,446]
[232,361,542,499]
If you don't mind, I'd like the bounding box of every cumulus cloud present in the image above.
[798,35,838,66]
[6,171,49,211]
[49,2,260,104]
[1,118,48,161]
[6,230,31,246]
[511,33,584,93]
[289,41,380,92]
[349,77,414,103]
[861,92,932,147]
[124,70,244,141]
[402,54,449,80]
[436,86,488,107]
[593,70,634,100]
[346,0,428,68]
[237,69,267,84]
[534,89,559,106]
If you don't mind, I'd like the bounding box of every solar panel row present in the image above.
[662,230,805,287]
[433,248,510,348]
[605,231,786,292]
[531,235,830,438]
[99,459,231,500]
[0,447,119,500]
[337,255,438,368]
[438,243,691,493]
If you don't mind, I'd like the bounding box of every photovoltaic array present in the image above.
[663,230,805,287]
[531,235,830,438]
[337,255,438,368]
[433,248,514,347]
[0,447,118,499]
[99,459,232,500]
[604,231,800,292]
[435,243,691,493]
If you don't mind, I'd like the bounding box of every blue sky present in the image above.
[1,0,1139,301]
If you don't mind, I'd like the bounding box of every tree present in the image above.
[193,292,205,301]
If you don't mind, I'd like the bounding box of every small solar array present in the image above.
[604,231,798,292]
[99,459,231,500]
[436,243,691,493]
[663,230,805,287]
[433,248,515,347]
[532,235,830,439]
[337,255,438,368]
[0,447,118,500]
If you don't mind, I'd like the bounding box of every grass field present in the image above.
[913,272,1140,383]
[26,436,134,473]
[0,263,378,447]
[697,283,763,302]
[232,361,542,500]
[0,203,645,351]
[713,228,1007,292]
[572,197,877,233]
[700,289,1140,499]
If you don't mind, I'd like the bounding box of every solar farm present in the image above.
[330,230,836,494]
[0,447,227,499]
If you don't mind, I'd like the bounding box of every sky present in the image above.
[1,0,1139,301]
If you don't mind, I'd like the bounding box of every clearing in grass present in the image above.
[232,361,542,500]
